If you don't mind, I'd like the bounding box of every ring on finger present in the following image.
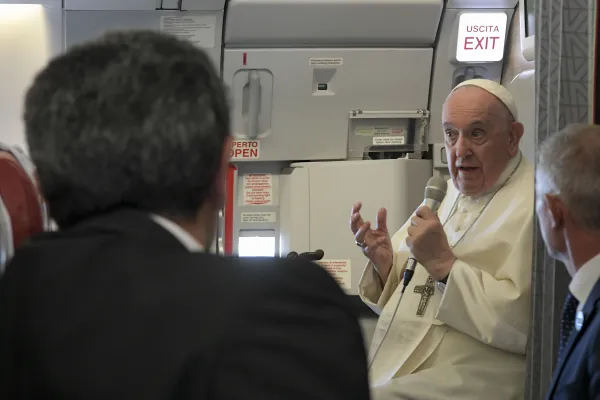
[355,240,366,248]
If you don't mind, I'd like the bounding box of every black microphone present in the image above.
[401,176,448,292]
[286,251,299,260]
[299,249,325,261]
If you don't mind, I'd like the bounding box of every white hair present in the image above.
[537,124,600,230]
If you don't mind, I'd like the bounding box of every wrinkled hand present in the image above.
[350,202,393,281]
[406,206,456,281]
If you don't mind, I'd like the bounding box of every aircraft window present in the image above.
[238,230,276,257]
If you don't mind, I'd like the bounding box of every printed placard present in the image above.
[309,57,343,67]
[317,259,351,290]
[243,174,273,206]
[373,136,406,145]
[240,212,277,223]
[160,16,216,48]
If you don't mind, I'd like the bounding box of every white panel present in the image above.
[224,0,443,46]
[283,159,432,295]
[279,167,310,257]
[182,0,226,10]
[508,70,535,164]
[0,4,63,150]
[222,48,433,161]
[64,0,157,10]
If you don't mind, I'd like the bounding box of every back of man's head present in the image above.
[23,30,230,228]
[537,123,600,230]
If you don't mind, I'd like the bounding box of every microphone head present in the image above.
[314,249,325,260]
[424,176,447,205]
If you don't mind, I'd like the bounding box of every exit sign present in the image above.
[456,13,508,63]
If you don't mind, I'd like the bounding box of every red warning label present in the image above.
[243,173,272,206]
[230,140,260,160]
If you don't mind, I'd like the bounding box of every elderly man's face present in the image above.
[442,86,522,197]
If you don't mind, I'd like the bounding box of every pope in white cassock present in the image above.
[350,79,534,400]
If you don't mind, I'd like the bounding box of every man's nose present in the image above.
[455,135,472,158]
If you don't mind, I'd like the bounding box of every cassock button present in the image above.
[575,311,584,331]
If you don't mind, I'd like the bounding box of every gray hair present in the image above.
[23,30,230,228]
[537,124,600,230]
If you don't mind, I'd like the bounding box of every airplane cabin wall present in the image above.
[0,3,63,152]
[502,4,535,84]
[502,3,536,164]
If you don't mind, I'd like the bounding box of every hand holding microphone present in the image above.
[404,176,455,289]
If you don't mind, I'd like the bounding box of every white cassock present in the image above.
[359,152,534,400]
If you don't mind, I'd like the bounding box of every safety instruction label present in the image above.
[317,259,351,290]
[240,212,276,224]
[356,126,406,136]
[373,136,406,145]
[230,140,260,160]
[243,174,273,206]
[309,57,343,67]
[160,15,216,48]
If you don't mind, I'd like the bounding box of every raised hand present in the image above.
[350,202,394,281]
[406,206,456,281]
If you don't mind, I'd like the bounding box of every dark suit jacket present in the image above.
[0,208,370,399]
[546,279,600,400]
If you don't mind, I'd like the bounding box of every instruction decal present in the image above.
[373,136,406,145]
[243,174,273,206]
[241,212,277,224]
[160,15,216,48]
[309,57,343,67]
[317,259,351,290]
[230,140,260,160]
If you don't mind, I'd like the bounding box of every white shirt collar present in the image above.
[150,214,203,252]
[569,252,600,308]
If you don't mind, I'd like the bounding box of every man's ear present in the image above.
[545,193,565,230]
[508,121,524,155]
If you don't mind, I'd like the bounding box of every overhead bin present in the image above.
[225,0,444,47]
[64,0,225,10]
[64,0,227,68]
[223,0,443,162]
[64,0,159,10]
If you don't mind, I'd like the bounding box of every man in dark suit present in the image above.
[537,124,600,399]
[0,31,370,399]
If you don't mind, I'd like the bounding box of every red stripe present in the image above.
[224,164,236,255]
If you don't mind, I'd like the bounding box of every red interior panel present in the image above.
[0,151,43,249]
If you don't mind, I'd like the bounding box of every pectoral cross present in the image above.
[414,276,435,317]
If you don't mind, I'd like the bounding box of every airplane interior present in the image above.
[0,0,597,398]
